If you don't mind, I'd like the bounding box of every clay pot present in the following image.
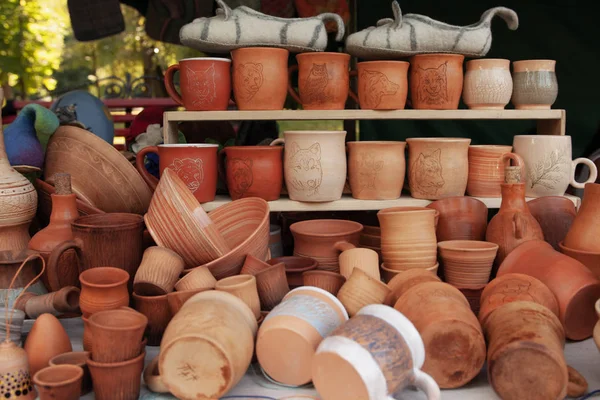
[87,351,146,400]
[0,340,36,400]
[337,268,391,317]
[240,254,272,275]
[24,286,80,319]
[24,313,73,376]
[466,145,513,197]
[462,59,512,110]
[498,239,600,340]
[381,262,439,283]
[0,309,26,346]
[133,246,185,296]
[33,365,83,400]
[302,270,346,296]
[215,274,261,319]
[49,352,92,396]
[386,268,441,306]
[174,265,216,291]
[219,146,283,201]
[527,196,577,251]
[272,130,347,202]
[79,267,130,317]
[255,262,290,311]
[88,309,148,363]
[437,240,499,288]
[511,59,558,109]
[409,54,465,110]
[267,256,318,288]
[290,219,363,272]
[132,292,173,346]
[257,286,349,386]
[338,246,380,280]
[484,301,567,399]
[347,141,406,200]
[313,304,440,400]
[232,47,289,110]
[349,61,409,110]
[559,242,600,279]
[564,183,600,252]
[394,281,486,389]
[269,224,284,259]
[478,273,559,326]
[406,138,471,199]
[166,288,208,315]
[427,196,488,242]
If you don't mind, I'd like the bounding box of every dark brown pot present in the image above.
[427,196,488,242]
[527,196,576,251]
[133,292,173,346]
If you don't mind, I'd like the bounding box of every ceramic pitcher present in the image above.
[513,135,597,197]
[272,131,347,202]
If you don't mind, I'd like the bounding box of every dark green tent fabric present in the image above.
[357,0,600,158]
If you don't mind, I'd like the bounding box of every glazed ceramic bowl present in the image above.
[559,242,600,280]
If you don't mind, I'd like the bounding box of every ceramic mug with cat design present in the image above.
[409,54,465,110]
[288,52,351,110]
[165,58,232,111]
[218,146,283,201]
[231,47,289,110]
[135,144,219,203]
[349,61,409,110]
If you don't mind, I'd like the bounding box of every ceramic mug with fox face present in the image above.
[349,61,410,110]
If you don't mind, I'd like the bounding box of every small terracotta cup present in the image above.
[166,288,209,315]
[241,254,273,275]
[79,267,130,318]
[349,61,409,110]
[165,57,232,111]
[87,351,146,400]
[133,246,185,296]
[337,268,391,317]
[174,265,216,292]
[49,352,92,396]
[255,262,290,311]
[88,309,148,363]
[303,270,347,296]
[338,245,380,280]
[267,256,319,288]
[33,365,83,400]
[133,292,173,346]
[409,54,465,110]
[386,268,441,306]
[437,240,499,288]
[215,275,261,320]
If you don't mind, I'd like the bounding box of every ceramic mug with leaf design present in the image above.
[513,135,598,197]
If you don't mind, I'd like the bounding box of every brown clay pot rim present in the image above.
[512,59,556,66]
[296,52,350,59]
[268,256,318,271]
[406,137,470,143]
[290,219,363,238]
[427,196,487,208]
[558,241,600,256]
[452,284,488,290]
[167,288,208,298]
[88,309,148,332]
[132,292,169,301]
[49,351,90,367]
[79,267,129,288]
[255,262,286,277]
[34,364,84,387]
[357,60,409,66]
[514,134,566,140]
[73,213,144,229]
[346,141,406,146]
[466,58,510,64]
[303,270,344,279]
[87,350,146,368]
[438,240,499,252]
[215,274,255,289]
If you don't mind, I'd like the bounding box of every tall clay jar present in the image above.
[462,59,513,110]
[564,183,600,252]
[347,141,406,200]
[409,54,465,110]
[466,145,513,197]
[511,60,558,109]
[406,138,471,200]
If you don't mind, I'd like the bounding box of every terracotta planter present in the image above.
[337,268,391,316]
[174,265,216,292]
[462,59,512,110]
[386,268,441,306]
[437,240,499,288]
[132,292,173,346]
[338,246,380,280]
[528,196,576,251]
[79,267,130,318]
[511,59,558,109]
[88,309,148,363]
[407,138,471,199]
[49,352,92,396]
[257,286,349,386]
[255,262,290,311]
[215,274,261,319]
[133,246,185,296]
[498,239,600,340]
[466,145,513,197]
[303,270,346,296]
[409,54,465,110]
[166,288,208,316]
[219,146,283,201]
[427,196,488,242]
[347,141,406,200]
[24,286,80,319]
[559,242,600,279]
[33,365,83,400]
[564,183,600,252]
[349,61,409,110]
[87,351,145,400]
[267,256,318,288]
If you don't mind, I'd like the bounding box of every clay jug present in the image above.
[564,183,600,252]
[486,156,543,272]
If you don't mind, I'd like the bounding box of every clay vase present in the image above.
[462,59,513,110]
[406,138,471,200]
[313,304,440,400]
[511,60,558,109]
[302,270,346,296]
[24,314,73,376]
[0,340,36,400]
[427,196,488,242]
[527,196,577,251]
[478,273,559,326]
[347,141,406,200]
[88,309,148,363]
[394,281,486,389]
[133,246,185,296]
[386,268,441,306]
[267,256,318,288]
[497,239,600,340]
[23,286,80,319]
[466,145,514,197]
[86,351,146,400]
[409,54,465,110]
[272,130,347,202]
[33,365,83,400]
[132,293,172,346]
[337,268,391,316]
[564,183,600,252]
[349,61,409,110]
[484,301,567,399]
[437,240,499,288]
[255,262,290,311]
[219,146,283,201]
[215,274,261,319]
[49,352,92,396]
[79,267,130,318]
[256,286,349,386]
[231,47,289,110]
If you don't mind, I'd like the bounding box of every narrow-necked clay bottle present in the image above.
[486,155,544,274]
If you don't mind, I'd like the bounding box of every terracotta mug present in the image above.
[349,61,409,110]
[288,52,350,110]
[218,146,283,201]
[165,57,232,111]
[231,47,289,110]
[409,54,465,110]
[135,144,219,203]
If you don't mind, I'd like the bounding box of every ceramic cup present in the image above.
[88,309,148,363]
[511,60,558,109]
[513,135,598,197]
[462,59,513,110]
[135,144,219,203]
[49,352,92,396]
[312,304,440,400]
[288,52,350,110]
[33,364,83,400]
[133,246,185,296]
[165,57,232,111]
[215,274,262,320]
[349,61,409,110]
[409,54,465,110]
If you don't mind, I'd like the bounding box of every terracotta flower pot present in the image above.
[338,246,380,280]
[49,352,92,396]
[462,59,512,110]
[559,242,600,279]
[23,286,80,319]
[337,268,391,317]
[132,292,173,346]
[166,288,208,316]
[528,196,576,251]
[303,270,346,296]
[386,268,441,306]
[79,267,130,318]
[255,262,290,311]
[87,351,146,400]
[215,274,261,319]
[437,240,499,288]
[88,309,148,363]
[240,254,272,275]
[466,145,514,197]
[133,246,185,296]
[174,265,216,292]
[33,365,83,400]
[511,59,558,109]
[409,54,465,110]
[267,256,318,288]
[564,183,600,252]
[427,196,488,242]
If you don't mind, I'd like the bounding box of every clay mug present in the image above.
[86,351,146,400]
[79,267,130,318]
[349,61,409,110]
[133,246,185,296]
[462,59,512,110]
[88,308,148,363]
[409,54,465,110]
[302,270,346,296]
[337,243,380,280]
[313,304,441,400]
[255,262,290,311]
[231,47,289,110]
[165,57,232,111]
[511,60,558,109]
[132,292,173,346]
[337,268,391,316]
[268,256,318,288]
[135,144,219,203]
[33,365,83,400]
[218,145,283,201]
[288,52,350,110]
[513,135,597,197]
[466,145,514,197]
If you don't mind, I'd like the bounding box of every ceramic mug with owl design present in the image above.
[349,61,409,110]
[288,52,351,110]
[165,58,231,111]
[135,144,218,203]
[409,54,465,110]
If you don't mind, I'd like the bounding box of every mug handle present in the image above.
[349,70,359,104]
[217,148,228,183]
[143,356,170,393]
[270,138,285,146]
[47,240,83,287]
[570,158,598,189]
[135,146,160,190]
[164,64,184,106]
[334,241,356,252]
[287,65,303,105]
[410,369,441,400]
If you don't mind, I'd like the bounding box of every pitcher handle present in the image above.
[47,240,83,289]
[334,241,356,252]
[270,138,285,146]
[135,146,160,190]
[412,369,441,400]
[570,158,598,189]
[143,356,170,393]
